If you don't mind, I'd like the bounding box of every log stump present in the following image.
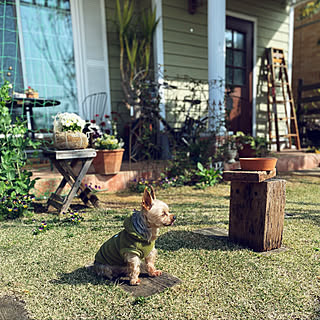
[223,170,286,252]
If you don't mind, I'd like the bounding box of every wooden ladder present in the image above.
[266,47,301,151]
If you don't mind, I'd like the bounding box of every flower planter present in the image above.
[54,131,88,150]
[92,149,124,174]
[224,148,237,164]
[239,157,278,171]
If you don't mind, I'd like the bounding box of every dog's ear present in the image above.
[142,187,153,211]
[150,185,156,200]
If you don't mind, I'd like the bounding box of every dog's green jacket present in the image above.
[95,211,155,266]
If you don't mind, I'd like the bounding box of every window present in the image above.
[225,29,246,86]
[0,1,24,92]
[1,0,78,130]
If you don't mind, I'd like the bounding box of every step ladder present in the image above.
[266,47,301,151]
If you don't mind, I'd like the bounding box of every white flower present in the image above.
[53,112,86,133]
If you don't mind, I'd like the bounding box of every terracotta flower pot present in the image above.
[239,157,278,171]
[92,149,124,174]
[26,92,39,99]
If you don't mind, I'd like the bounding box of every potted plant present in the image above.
[92,133,125,174]
[53,112,88,149]
[235,131,270,157]
[220,133,238,163]
[25,86,39,99]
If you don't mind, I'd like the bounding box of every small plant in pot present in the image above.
[235,131,270,157]
[25,86,39,99]
[91,128,125,175]
[220,133,238,163]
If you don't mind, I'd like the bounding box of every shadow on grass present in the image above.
[286,200,320,207]
[32,202,88,214]
[285,206,320,226]
[51,266,112,286]
[51,266,152,288]
[157,230,243,252]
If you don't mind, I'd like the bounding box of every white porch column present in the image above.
[208,0,226,133]
[152,0,165,130]
[288,3,294,85]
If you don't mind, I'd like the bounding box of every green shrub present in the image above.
[128,158,222,193]
[195,162,222,189]
[0,80,39,219]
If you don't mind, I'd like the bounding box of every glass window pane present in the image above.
[0,2,24,93]
[234,69,245,85]
[226,67,233,85]
[20,0,77,130]
[234,51,245,67]
[226,48,232,65]
[225,29,232,48]
[234,31,244,49]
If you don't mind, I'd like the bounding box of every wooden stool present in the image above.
[43,149,100,214]
[223,169,286,252]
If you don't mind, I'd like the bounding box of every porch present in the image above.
[29,149,320,199]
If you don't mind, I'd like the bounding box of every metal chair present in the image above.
[80,92,108,124]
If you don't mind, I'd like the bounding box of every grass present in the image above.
[0,175,319,320]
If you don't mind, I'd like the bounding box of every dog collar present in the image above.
[131,210,152,242]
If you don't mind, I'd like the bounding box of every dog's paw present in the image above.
[130,278,141,286]
[149,269,162,277]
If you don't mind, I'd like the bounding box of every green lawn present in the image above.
[0,175,319,320]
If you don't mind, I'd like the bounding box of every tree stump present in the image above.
[224,170,286,252]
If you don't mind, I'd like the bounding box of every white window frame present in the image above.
[70,0,112,116]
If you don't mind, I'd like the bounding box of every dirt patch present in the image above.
[0,296,30,320]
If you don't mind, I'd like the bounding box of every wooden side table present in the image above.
[223,169,286,252]
[43,149,100,214]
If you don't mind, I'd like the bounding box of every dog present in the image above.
[92,186,176,285]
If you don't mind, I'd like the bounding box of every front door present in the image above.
[226,16,253,134]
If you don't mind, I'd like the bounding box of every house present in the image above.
[293,0,320,95]
[292,0,320,147]
[0,0,301,153]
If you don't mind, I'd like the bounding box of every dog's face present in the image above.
[141,187,176,228]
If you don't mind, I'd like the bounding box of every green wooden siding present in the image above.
[162,0,208,80]
[105,2,122,118]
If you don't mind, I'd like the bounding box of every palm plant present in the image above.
[115,0,159,117]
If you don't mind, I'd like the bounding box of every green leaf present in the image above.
[197,162,204,171]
